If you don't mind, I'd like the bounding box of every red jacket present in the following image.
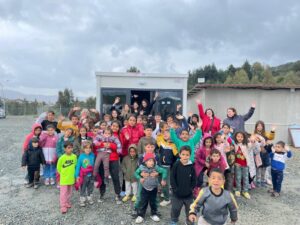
[198,104,221,135]
[93,141,118,161]
[120,124,144,156]
[110,132,121,161]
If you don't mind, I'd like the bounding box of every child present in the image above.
[220,123,234,145]
[75,141,95,206]
[189,168,238,225]
[266,141,292,197]
[22,124,42,152]
[137,124,156,156]
[233,132,251,199]
[207,149,227,175]
[170,146,196,225]
[213,132,230,169]
[93,127,122,184]
[57,115,79,137]
[134,153,167,224]
[170,121,202,163]
[73,127,93,157]
[39,124,59,185]
[57,141,77,214]
[155,121,169,143]
[248,135,262,189]
[157,129,178,207]
[22,137,46,189]
[103,114,112,126]
[138,142,159,165]
[121,144,139,202]
[56,128,75,158]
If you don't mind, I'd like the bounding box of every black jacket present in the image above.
[22,142,46,167]
[41,120,60,133]
[171,160,196,198]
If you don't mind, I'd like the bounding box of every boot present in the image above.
[79,197,86,207]
[87,195,94,205]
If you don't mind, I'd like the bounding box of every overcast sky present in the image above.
[0,0,300,97]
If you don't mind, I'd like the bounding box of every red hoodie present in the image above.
[120,124,144,156]
[22,123,42,153]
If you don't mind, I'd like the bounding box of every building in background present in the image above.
[187,84,300,143]
[96,72,188,120]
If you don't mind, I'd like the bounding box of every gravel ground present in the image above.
[0,116,300,225]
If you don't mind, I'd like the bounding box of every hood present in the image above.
[28,139,40,151]
[31,123,42,134]
[201,133,213,148]
[128,144,138,158]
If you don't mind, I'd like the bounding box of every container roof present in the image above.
[188,83,300,96]
[95,72,188,78]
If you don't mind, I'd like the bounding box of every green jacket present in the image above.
[122,155,139,182]
[170,128,202,162]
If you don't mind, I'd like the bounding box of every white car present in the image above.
[0,108,6,118]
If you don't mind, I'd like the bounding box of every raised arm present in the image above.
[241,103,256,121]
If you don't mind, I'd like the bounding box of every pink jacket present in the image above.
[39,131,58,163]
[22,123,42,153]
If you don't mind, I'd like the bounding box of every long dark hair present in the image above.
[254,120,266,138]
[233,131,248,145]
[205,108,215,117]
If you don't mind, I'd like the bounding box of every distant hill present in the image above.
[271,60,300,76]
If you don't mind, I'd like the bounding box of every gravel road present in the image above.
[0,116,300,225]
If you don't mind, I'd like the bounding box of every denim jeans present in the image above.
[44,163,56,179]
[271,169,284,193]
[235,165,249,192]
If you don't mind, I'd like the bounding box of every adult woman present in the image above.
[223,103,256,133]
[139,92,159,116]
[196,100,221,135]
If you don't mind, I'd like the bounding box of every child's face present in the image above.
[145,159,155,168]
[222,126,230,134]
[128,117,137,126]
[161,124,169,132]
[211,153,221,163]
[71,116,79,125]
[47,127,55,135]
[209,171,225,190]
[103,130,112,138]
[111,123,119,133]
[104,115,111,122]
[136,117,142,124]
[129,148,137,157]
[249,135,256,143]
[204,138,212,148]
[163,131,170,141]
[100,123,107,130]
[167,117,173,124]
[274,144,284,152]
[32,142,39,148]
[215,135,222,144]
[179,150,190,164]
[65,129,72,137]
[142,119,148,126]
[47,112,55,121]
[155,115,161,123]
[34,127,42,136]
[144,144,155,153]
[65,145,73,155]
[192,116,198,123]
[256,123,263,132]
[93,127,99,134]
[236,133,244,143]
[80,128,87,137]
[112,110,118,118]
[83,145,92,154]
[123,120,128,126]
[180,130,189,142]
[144,128,152,137]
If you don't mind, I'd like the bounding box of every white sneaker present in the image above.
[50,178,55,185]
[160,200,171,207]
[87,195,94,205]
[150,215,160,222]
[79,197,86,207]
[97,195,104,203]
[135,216,144,224]
[44,178,50,186]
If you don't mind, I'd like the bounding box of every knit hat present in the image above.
[143,153,155,163]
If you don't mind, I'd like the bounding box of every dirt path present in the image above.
[0,116,300,225]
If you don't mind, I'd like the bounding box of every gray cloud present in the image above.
[0,0,299,97]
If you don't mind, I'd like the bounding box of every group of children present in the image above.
[21,100,293,224]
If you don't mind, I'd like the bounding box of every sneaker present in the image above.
[235,191,241,197]
[150,214,160,222]
[97,195,104,203]
[120,191,126,197]
[79,197,86,207]
[60,207,67,214]
[56,184,60,189]
[115,195,122,205]
[44,178,50,186]
[33,184,39,189]
[25,183,34,188]
[87,196,94,205]
[271,192,280,198]
[50,178,55,185]
[250,182,256,189]
[242,192,251,199]
[135,216,144,224]
[131,195,137,202]
[160,200,171,207]
[122,195,131,202]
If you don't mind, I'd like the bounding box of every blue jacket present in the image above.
[266,145,292,171]
[75,152,95,178]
